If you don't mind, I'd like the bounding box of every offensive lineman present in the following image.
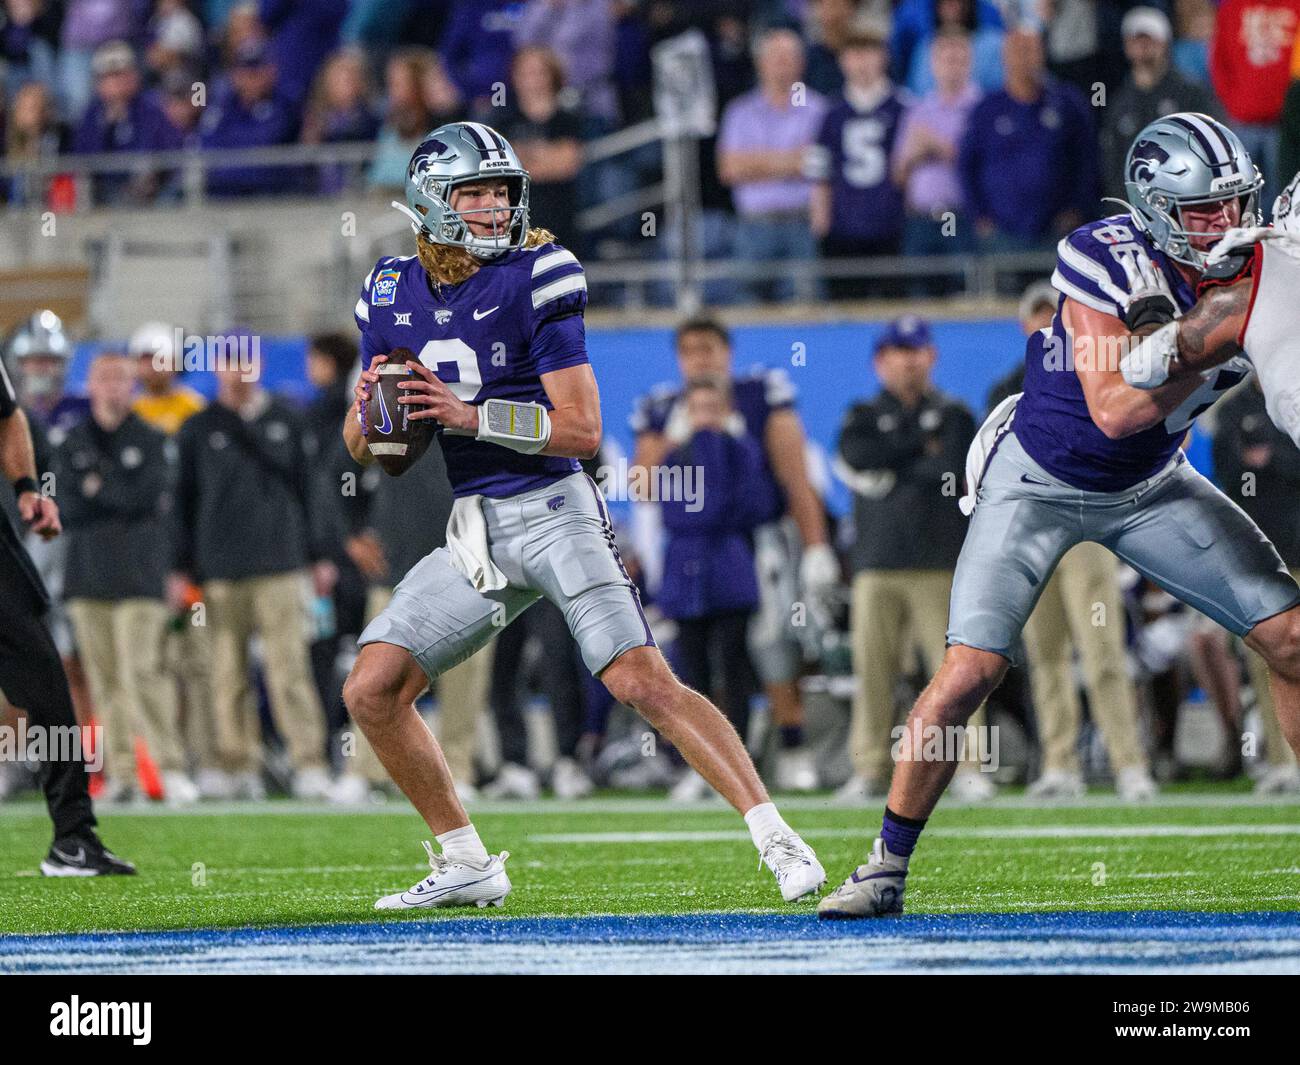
[819,113,1300,918]
[342,122,825,910]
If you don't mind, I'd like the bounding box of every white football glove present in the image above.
[1097,248,1177,322]
[799,542,840,600]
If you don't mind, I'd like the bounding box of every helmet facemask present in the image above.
[1137,182,1261,269]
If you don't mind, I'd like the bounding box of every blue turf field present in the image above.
[4,911,1299,975]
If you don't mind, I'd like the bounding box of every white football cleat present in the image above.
[195,767,235,800]
[292,766,333,800]
[231,770,266,801]
[551,757,594,799]
[950,768,997,802]
[759,831,826,902]
[1115,765,1159,803]
[1026,768,1086,801]
[162,771,200,806]
[374,842,511,911]
[328,773,374,806]
[833,773,881,803]
[1254,764,1300,795]
[484,762,540,800]
[669,768,713,803]
[818,837,908,919]
[775,747,819,792]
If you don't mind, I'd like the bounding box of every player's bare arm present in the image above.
[1171,280,1251,374]
[1067,297,1206,439]
[536,363,601,459]
[0,406,60,539]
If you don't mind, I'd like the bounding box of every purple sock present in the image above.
[880,806,926,858]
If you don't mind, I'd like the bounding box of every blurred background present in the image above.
[1,0,1299,810]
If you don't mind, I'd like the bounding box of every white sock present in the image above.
[744,802,792,850]
[436,824,490,865]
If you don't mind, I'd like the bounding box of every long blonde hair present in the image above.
[417,226,558,286]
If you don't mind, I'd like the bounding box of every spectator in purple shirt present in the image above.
[891,27,980,290]
[514,0,618,123]
[74,41,184,205]
[440,0,520,108]
[198,36,301,197]
[957,26,1096,254]
[58,0,143,120]
[717,28,829,303]
[808,29,908,299]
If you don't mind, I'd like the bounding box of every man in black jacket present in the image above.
[0,347,134,874]
[834,316,988,800]
[171,355,332,799]
[58,354,195,804]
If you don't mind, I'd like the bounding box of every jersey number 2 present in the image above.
[417,339,482,402]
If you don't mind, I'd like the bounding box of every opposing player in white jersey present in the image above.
[1122,168,1300,447]
[341,122,824,911]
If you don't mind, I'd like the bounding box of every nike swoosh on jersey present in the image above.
[473,306,500,320]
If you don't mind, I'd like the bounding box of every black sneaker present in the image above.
[40,833,137,877]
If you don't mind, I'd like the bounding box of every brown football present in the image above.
[364,347,434,476]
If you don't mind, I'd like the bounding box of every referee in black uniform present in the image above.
[0,350,134,875]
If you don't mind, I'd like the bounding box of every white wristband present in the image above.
[1120,321,1180,390]
[475,397,552,454]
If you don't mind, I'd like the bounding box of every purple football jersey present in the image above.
[630,367,795,524]
[1014,214,1249,492]
[354,242,588,498]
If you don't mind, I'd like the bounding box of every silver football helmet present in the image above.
[2,309,70,403]
[392,121,530,259]
[1123,112,1262,269]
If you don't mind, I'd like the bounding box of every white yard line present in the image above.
[527,824,1300,844]
[2,793,1300,819]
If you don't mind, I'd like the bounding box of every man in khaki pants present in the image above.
[128,322,218,795]
[835,317,990,800]
[57,354,196,803]
[988,283,1157,801]
[172,352,332,799]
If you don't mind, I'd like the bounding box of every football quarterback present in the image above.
[342,122,824,911]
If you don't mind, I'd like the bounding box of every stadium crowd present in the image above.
[0,293,1298,808]
[2,0,1300,296]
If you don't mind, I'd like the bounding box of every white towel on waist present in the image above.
[445,495,508,592]
[959,392,1020,517]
